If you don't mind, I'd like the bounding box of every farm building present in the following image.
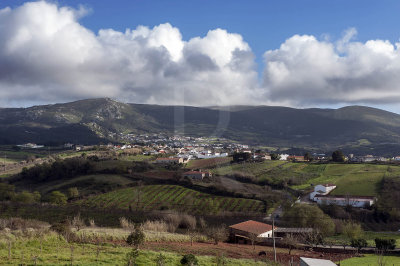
[154,157,183,164]
[314,194,375,208]
[309,184,336,201]
[229,220,276,244]
[182,171,212,180]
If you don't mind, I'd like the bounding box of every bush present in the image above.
[351,238,367,252]
[120,217,134,230]
[47,191,67,205]
[375,238,396,251]
[143,220,169,232]
[127,225,145,248]
[180,254,198,266]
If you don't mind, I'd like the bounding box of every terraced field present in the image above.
[79,185,265,214]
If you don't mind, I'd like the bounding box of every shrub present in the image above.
[48,191,67,205]
[120,217,134,230]
[67,187,79,199]
[180,254,198,266]
[127,225,145,249]
[143,220,169,232]
[375,238,396,251]
[351,238,367,253]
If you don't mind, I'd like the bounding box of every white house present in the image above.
[279,154,289,161]
[314,195,375,208]
[309,184,336,201]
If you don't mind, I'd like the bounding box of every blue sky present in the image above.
[1,1,400,112]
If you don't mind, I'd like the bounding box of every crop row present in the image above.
[80,185,265,213]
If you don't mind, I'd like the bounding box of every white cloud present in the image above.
[0,1,259,107]
[2,1,400,109]
[263,29,400,106]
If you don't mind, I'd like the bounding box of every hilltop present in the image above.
[1,98,400,155]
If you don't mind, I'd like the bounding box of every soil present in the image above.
[142,241,356,264]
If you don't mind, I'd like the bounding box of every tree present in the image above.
[304,152,313,162]
[270,153,281,160]
[126,225,145,249]
[207,225,228,245]
[248,232,258,250]
[33,191,41,202]
[48,191,67,205]
[332,150,345,162]
[343,221,364,242]
[283,204,335,237]
[13,191,36,204]
[232,152,251,163]
[351,238,367,253]
[0,183,15,201]
[282,235,300,255]
[67,187,79,199]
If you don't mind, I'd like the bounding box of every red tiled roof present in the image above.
[229,220,276,235]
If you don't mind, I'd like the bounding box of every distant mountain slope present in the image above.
[1,98,400,155]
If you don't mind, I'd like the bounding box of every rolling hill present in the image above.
[1,98,400,155]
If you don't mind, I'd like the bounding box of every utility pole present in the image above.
[272,216,276,262]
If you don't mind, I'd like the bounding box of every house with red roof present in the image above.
[228,220,277,244]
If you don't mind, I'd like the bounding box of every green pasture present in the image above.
[0,232,264,266]
[340,254,400,266]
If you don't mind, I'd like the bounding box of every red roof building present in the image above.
[229,220,277,243]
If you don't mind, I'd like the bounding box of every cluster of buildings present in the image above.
[309,184,375,208]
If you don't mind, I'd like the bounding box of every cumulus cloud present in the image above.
[2,1,400,108]
[0,1,259,107]
[263,28,400,105]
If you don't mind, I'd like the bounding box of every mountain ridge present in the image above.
[1,98,400,155]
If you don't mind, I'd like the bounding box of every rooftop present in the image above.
[229,220,276,235]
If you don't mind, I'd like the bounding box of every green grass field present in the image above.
[340,254,400,266]
[0,232,265,265]
[79,185,265,214]
[326,231,400,247]
[209,160,400,196]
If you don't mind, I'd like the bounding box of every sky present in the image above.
[1,1,400,113]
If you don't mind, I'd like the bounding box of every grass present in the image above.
[34,174,135,195]
[326,231,400,247]
[340,254,400,266]
[0,231,265,265]
[76,227,208,243]
[208,160,400,196]
[79,185,265,214]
